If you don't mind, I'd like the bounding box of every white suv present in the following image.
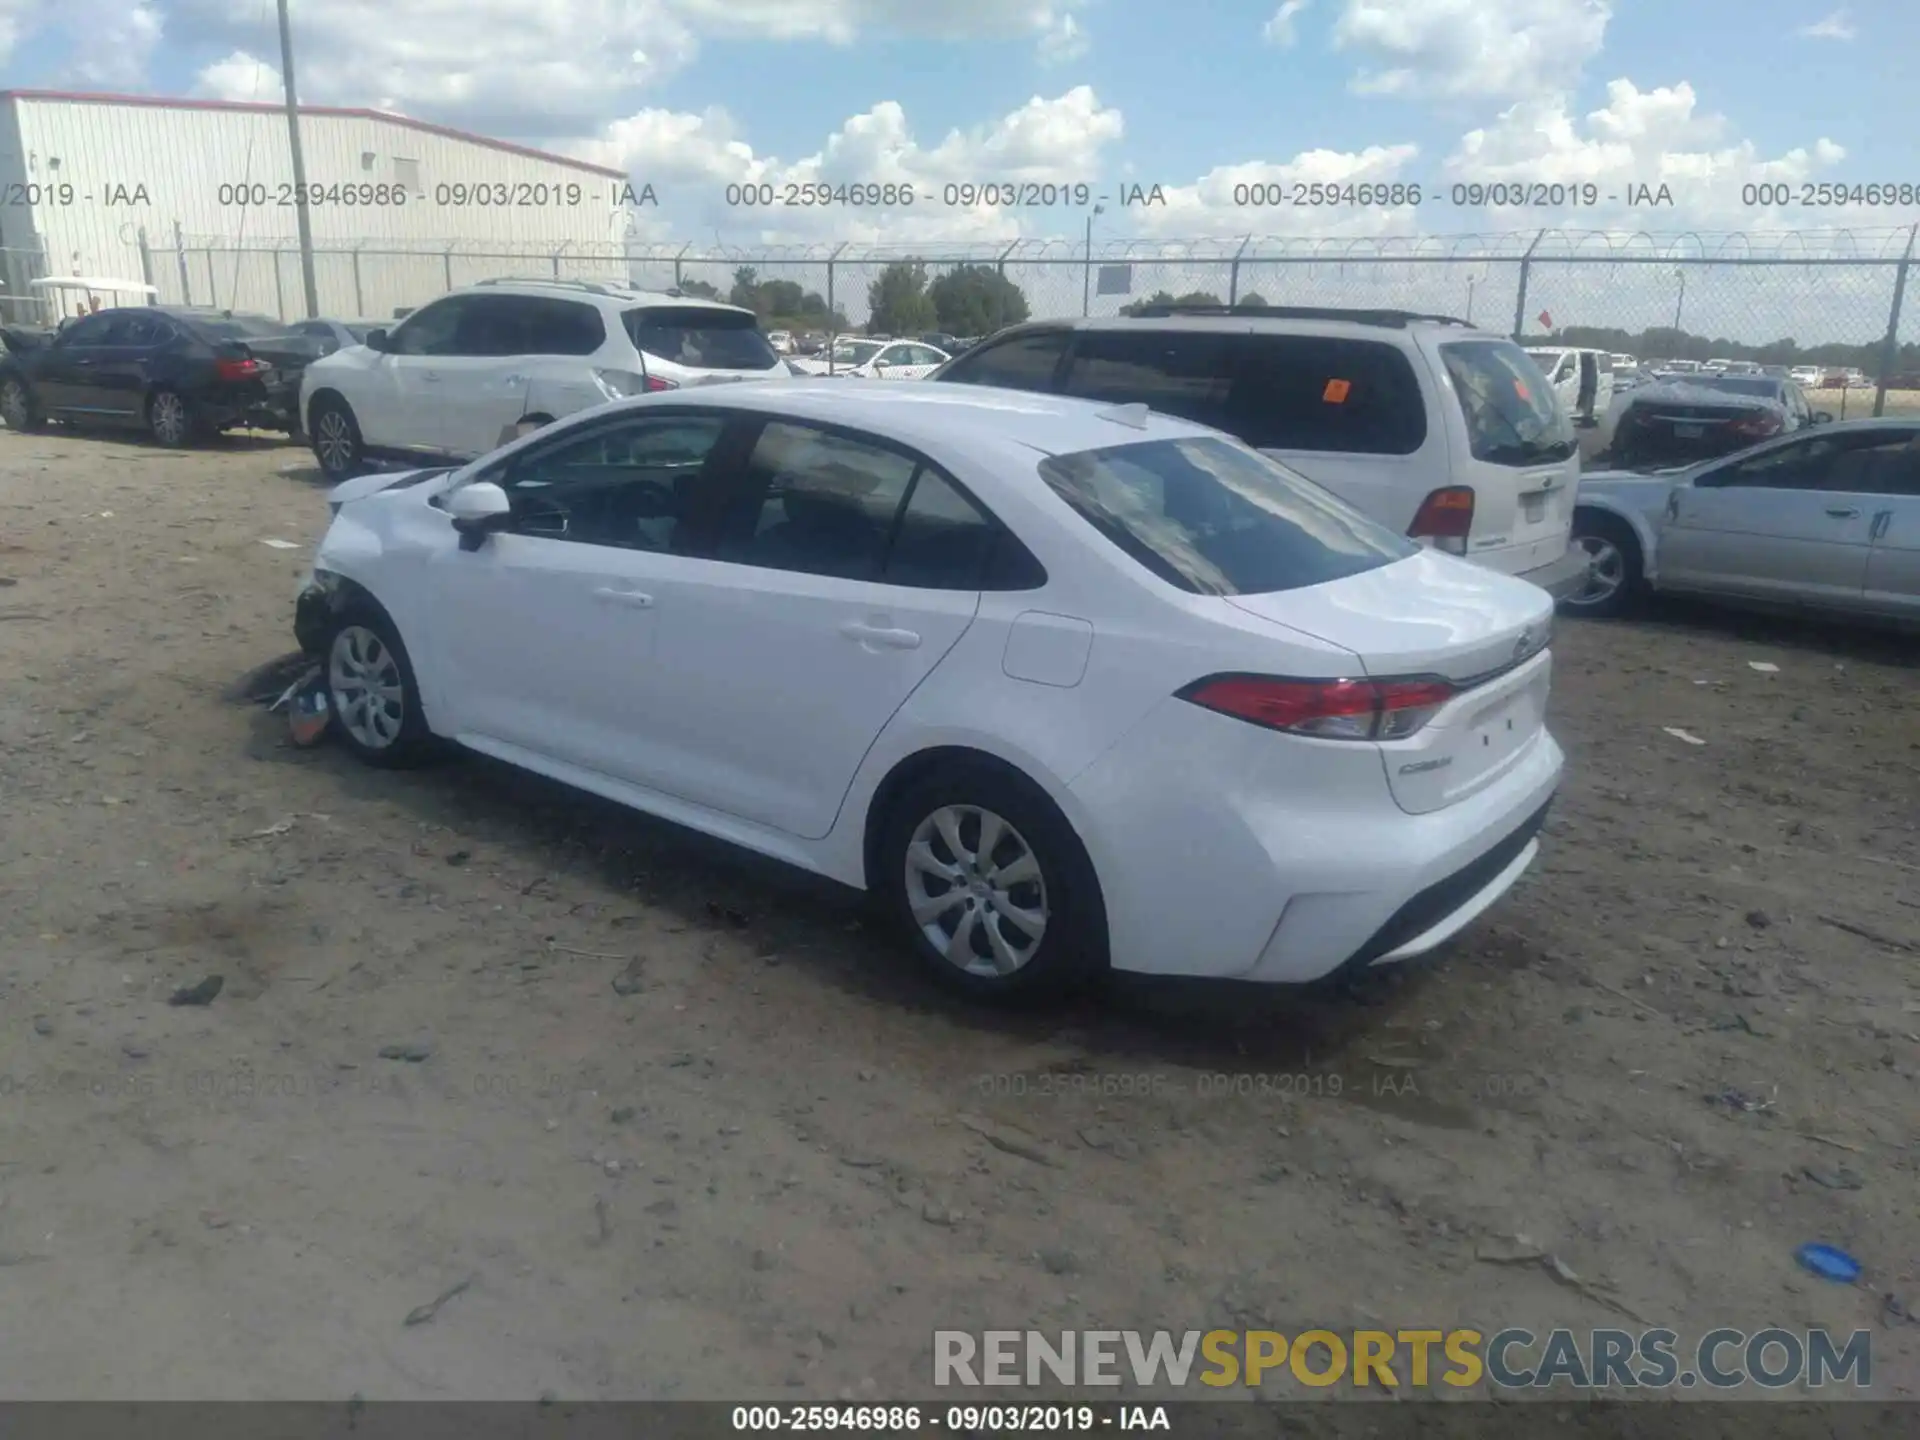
[300,277,785,479]
[932,305,1591,598]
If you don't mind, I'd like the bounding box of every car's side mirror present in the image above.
[1812,410,1834,424]
[364,328,390,352]
[449,481,512,550]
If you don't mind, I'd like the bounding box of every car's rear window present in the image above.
[1440,339,1576,466]
[1697,377,1781,398]
[184,312,289,340]
[1036,435,1415,596]
[623,306,780,371]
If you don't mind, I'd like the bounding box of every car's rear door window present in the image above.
[938,329,1070,388]
[624,307,780,371]
[1439,339,1577,466]
[1038,435,1415,595]
[1225,334,1426,454]
[1061,331,1236,429]
[715,422,919,580]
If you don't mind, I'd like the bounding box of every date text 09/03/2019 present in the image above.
[214,181,655,208]
[1225,181,1677,208]
[730,1405,1168,1431]
[722,182,1168,209]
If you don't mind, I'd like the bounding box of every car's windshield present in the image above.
[623,306,780,370]
[1037,435,1415,596]
[1440,339,1577,465]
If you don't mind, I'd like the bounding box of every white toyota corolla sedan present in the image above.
[294,383,1563,1000]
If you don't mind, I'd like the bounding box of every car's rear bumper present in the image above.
[1518,544,1594,601]
[1066,697,1565,984]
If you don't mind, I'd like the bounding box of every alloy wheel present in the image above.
[1570,534,1626,607]
[1,380,30,429]
[903,804,1050,978]
[150,391,189,445]
[328,624,406,750]
[316,410,355,475]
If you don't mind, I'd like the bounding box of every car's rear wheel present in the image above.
[323,608,437,767]
[877,760,1106,1003]
[147,387,196,447]
[0,376,42,431]
[311,396,366,480]
[1563,510,1643,619]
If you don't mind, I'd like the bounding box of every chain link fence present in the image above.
[8,226,1919,413]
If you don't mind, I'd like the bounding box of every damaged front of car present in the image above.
[293,466,460,655]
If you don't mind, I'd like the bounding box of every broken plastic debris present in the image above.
[1794,1243,1861,1283]
[260,538,300,549]
[1748,661,1780,674]
[1662,727,1707,746]
[289,689,331,747]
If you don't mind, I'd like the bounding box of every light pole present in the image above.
[277,0,320,318]
[1082,203,1104,317]
[1465,270,1481,323]
[1672,267,1686,336]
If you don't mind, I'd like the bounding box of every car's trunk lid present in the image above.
[1225,550,1555,813]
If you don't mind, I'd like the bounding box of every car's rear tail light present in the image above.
[593,368,657,397]
[1727,411,1783,439]
[1408,486,1474,555]
[1179,674,1456,741]
[644,373,678,392]
[215,356,263,380]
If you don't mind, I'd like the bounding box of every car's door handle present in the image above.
[1825,506,1860,519]
[840,621,921,650]
[592,587,654,609]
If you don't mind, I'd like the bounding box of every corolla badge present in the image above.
[1513,626,1537,662]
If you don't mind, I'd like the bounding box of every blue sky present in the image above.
[4,1,1916,249]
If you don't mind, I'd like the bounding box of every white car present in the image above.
[1789,366,1825,388]
[767,330,794,355]
[299,277,786,479]
[788,338,950,379]
[293,383,1563,1000]
[1522,346,1615,427]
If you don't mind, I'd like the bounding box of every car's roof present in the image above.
[453,278,750,313]
[627,380,1215,456]
[983,310,1500,345]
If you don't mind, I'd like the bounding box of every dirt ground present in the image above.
[0,425,1916,1403]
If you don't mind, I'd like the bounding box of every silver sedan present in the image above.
[1564,419,1920,625]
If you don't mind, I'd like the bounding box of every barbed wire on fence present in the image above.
[8,227,1918,361]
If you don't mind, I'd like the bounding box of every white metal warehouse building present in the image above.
[0,90,634,324]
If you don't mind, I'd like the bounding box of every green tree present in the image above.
[866,262,938,335]
[1121,289,1178,316]
[1236,292,1269,308]
[728,266,760,311]
[927,265,1030,336]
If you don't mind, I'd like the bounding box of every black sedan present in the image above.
[0,306,321,446]
[1608,374,1830,470]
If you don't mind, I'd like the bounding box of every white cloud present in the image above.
[44,0,164,88]
[164,0,1094,136]
[1134,143,1423,241]
[0,0,37,65]
[194,49,284,103]
[1263,1,1312,47]
[574,86,1127,246]
[1333,0,1611,100]
[1798,9,1857,40]
[1446,79,1848,227]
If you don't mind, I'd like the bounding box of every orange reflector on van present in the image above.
[1322,378,1352,403]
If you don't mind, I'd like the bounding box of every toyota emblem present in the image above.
[1513,628,1535,662]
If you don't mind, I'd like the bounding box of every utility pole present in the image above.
[1082,204,1104,317]
[278,0,321,318]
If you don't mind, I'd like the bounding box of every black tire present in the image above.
[876,759,1107,1003]
[310,395,366,481]
[1562,509,1644,619]
[147,387,197,447]
[0,374,42,432]
[320,604,438,768]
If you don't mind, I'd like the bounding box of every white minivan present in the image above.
[933,307,1591,599]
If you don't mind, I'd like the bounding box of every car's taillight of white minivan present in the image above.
[1407,486,1474,554]
[1179,674,1455,741]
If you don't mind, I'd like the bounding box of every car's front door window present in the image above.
[490,413,731,551]
[390,298,471,356]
